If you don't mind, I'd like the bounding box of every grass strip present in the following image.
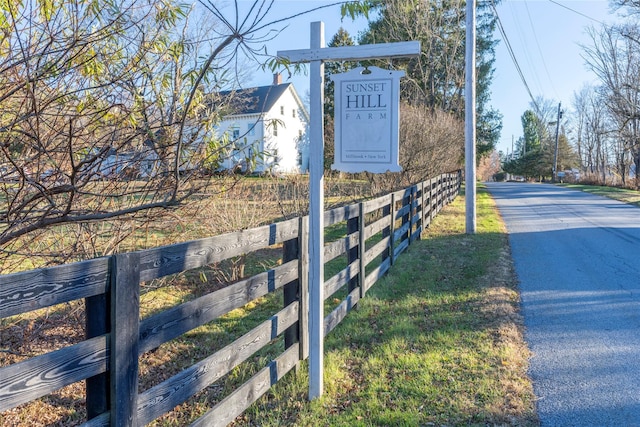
[559,183,640,206]
[235,185,538,426]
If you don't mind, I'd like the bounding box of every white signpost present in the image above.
[278,22,420,400]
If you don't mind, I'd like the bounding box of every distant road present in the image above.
[486,182,640,426]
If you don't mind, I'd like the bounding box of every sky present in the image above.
[491,0,622,155]
[229,0,627,156]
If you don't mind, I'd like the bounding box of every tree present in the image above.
[509,96,581,181]
[571,83,616,183]
[571,84,591,171]
[520,110,542,155]
[502,150,547,181]
[357,0,501,157]
[505,109,546,179]
[555,133,580,173]
[324,27,357,118]
[583,23,640,188]
[506,103,575,180]
[0,1,249,265]
[477,150,502,181]
[0,0,366,269]
[365,103,464,193]
[583,87,612,183]
[323,27,357,171]
[530,96,558,148]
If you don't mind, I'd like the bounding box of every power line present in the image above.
[524,0,559,98]
[493,0,605,113]
[507,2,545,96]
[490,0,541,112]
[547,0,605,25]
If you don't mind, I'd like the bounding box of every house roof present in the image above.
[220,83,293,115]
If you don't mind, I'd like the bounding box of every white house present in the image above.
[216,74,310,174]
[93,147,160,179]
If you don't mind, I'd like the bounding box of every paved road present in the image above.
[486,182,640,426]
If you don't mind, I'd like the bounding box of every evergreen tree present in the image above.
[520,110,542,154]
[556,133,580,172]
[324,27,357,117]
[323,28,357,170]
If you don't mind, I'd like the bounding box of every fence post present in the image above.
[445,174,451,205]
[389,193,396,266]
[437,176,443,214]
[444,174,449,203]
[402,190,410,246]
[451,173,455,200]
[434,176,439,214]
[419,181,425,237]
[358,202,366,299]
[283,231,299,350]
[421,182,425,237]
[442,174,447,203]
[381,197,391,264]
[347,211,359,297]
[429,178,435,224]
[407,187,413,245]
[409,185,417,243]
[298,216,309,361]
[85,290,109,420]
[110,252,140,427]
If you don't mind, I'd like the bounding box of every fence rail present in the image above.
[0,171,461,426]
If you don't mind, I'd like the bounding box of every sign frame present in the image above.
[331,66,404,173]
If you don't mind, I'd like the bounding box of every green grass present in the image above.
[559,183,640,206]
[234,185,538,426]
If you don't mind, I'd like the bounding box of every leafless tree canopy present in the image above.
[0,2,223,266]
[0,0,350,269]
[366,103,463,194]
[580,23,640,187]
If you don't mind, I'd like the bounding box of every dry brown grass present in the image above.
[1,175,369,274]
[476,248,536,422]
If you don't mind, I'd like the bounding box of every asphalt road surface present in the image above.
[486,182,640,426]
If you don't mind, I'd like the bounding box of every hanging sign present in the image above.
[330,66,404,173]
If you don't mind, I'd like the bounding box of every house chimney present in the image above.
[273,72,282,85]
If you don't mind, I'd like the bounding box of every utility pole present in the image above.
[465,0,476,234]
[552,102,562,182]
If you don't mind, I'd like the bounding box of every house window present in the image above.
[273,122,278,136]
[248,123,255,136]
[280,106,284,115]
[232,128,240,140]
[292,109,296,118]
